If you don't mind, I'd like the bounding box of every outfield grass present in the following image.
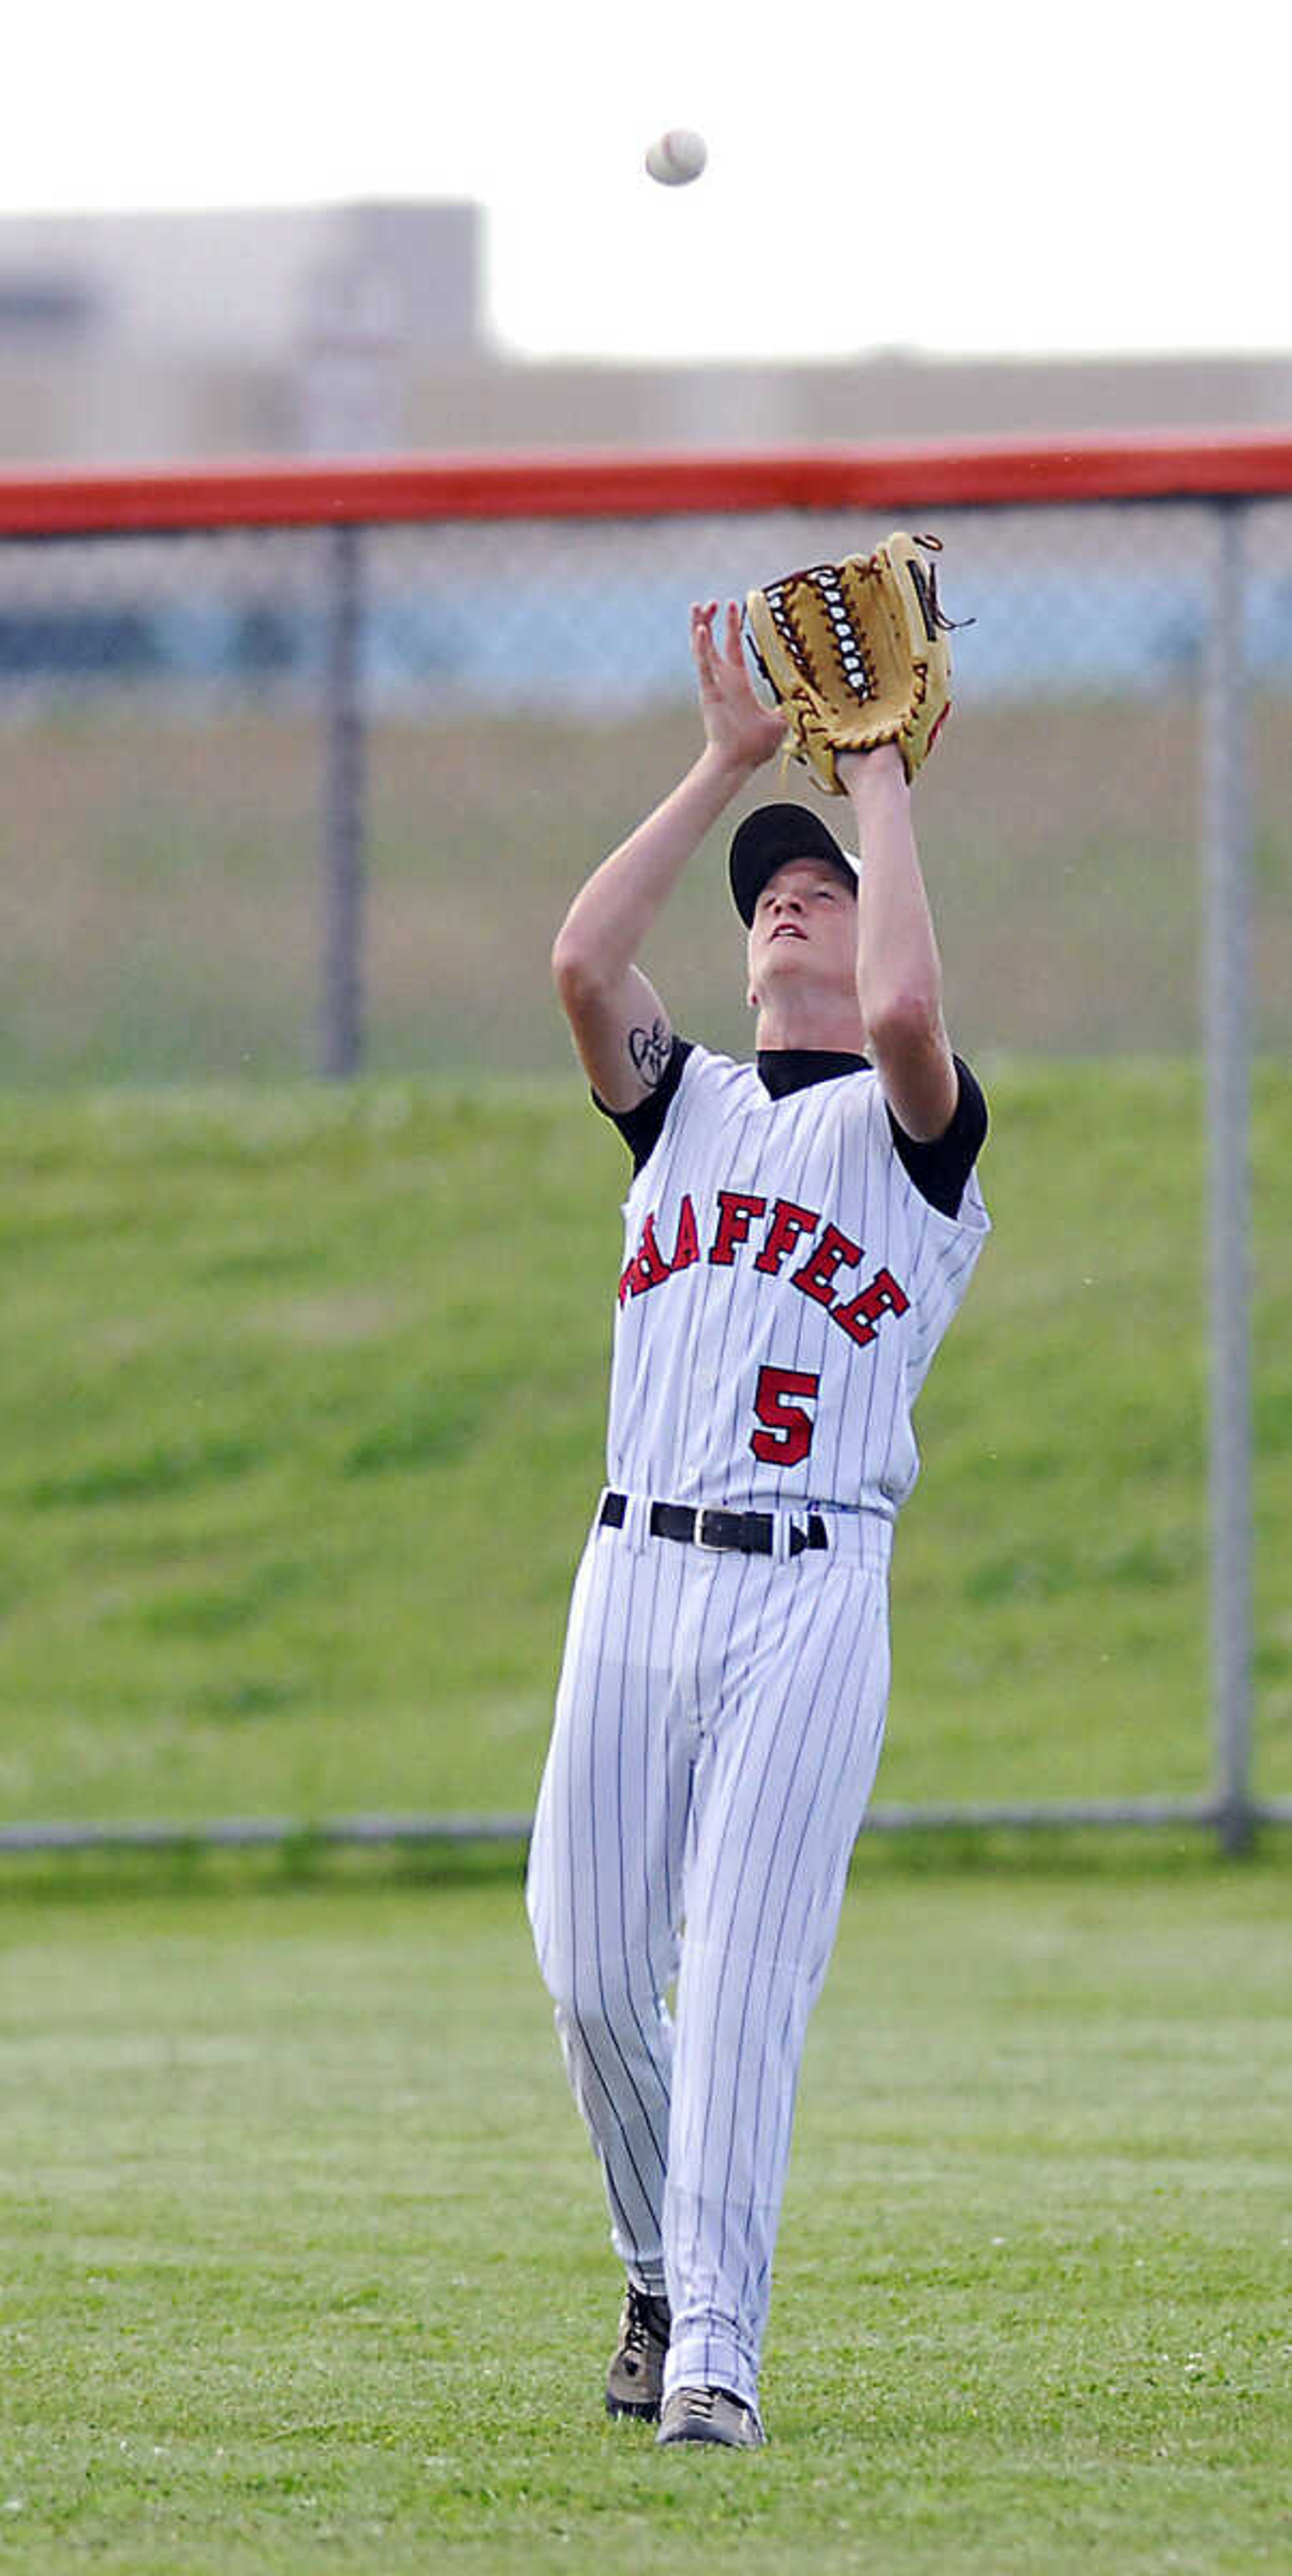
[1,1063,1289,1834]
[1,1855,1288,2573]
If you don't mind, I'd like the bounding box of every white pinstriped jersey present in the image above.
[606,1044,989,1519]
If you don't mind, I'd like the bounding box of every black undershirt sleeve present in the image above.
[887,1057,989,1218]
[594,1037,987,1213]
[594,1036,694,1175]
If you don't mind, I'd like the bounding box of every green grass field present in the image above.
[1,1064,1289,2572]
[1,1061,1289,1833]
[2,1853,1289,2573]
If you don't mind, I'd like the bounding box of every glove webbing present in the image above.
[759,562,884,708]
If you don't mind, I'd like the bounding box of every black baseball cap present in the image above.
[728,803,860,927]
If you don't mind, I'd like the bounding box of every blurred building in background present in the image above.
[0,199,1289,463]
[0,201,483,459]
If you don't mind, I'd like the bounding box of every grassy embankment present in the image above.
[1,1060,1289,1832]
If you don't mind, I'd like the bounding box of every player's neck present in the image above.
[753,997,868,1054]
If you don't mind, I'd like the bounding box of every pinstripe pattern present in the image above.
[527,1045,988,2420]
[528,1529,891,2411]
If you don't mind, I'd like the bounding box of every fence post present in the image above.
[320,521,366,1079]
[1201,500,1255,1853]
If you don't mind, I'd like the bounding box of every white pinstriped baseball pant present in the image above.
[527,1496,892,2416]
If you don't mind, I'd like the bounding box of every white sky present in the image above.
[6,0,1289,365]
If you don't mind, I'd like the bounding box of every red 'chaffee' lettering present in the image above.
[753,1199,820,1277]
[618,1187,910,1351]
[831,1266,911,1345]
[669,1193,699,1273]
[790,1222,862,1307]
[709,1191,767,1265]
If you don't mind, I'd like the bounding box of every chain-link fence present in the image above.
[1,482,1289,1082]
[1,445,1289,1849]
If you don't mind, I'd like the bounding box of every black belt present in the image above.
[599,1491,828,1557]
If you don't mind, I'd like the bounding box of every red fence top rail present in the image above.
[0,429,1290,536]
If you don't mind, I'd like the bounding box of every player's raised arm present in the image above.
[740,532,964,1142]
[838,744,959,1143]
[551,603,785,1110]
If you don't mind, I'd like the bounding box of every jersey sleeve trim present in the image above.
[594,1036,695,1174]
[886,1057,989,1220]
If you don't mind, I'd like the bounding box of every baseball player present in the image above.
[526,594,989,2449]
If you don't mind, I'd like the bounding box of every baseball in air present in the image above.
[644,129,708,187]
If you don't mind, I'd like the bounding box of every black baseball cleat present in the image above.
[656,2384,765,2448]
[605,2283,672,2421]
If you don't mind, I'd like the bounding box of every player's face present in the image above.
[746,857,857,1010]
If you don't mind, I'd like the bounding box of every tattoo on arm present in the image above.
[628,1020,671,1090]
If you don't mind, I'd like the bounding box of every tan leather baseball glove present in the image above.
[744,532,956,794]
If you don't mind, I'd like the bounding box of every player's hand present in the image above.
[691,601,787,776]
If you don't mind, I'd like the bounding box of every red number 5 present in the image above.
[750,1364,820,1467]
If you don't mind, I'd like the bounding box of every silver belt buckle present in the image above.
[695,1507,729,1551]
